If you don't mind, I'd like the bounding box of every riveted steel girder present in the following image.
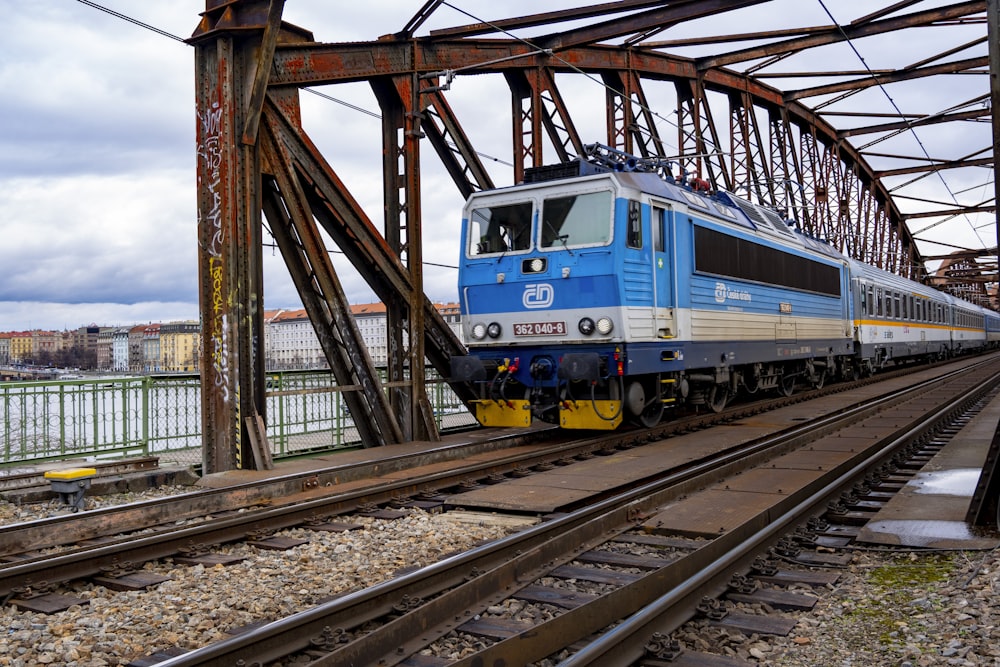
[192,1,996,471]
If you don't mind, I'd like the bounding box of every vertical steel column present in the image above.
[506,70,544,183]
[191,3,270,472]
[373,73,438,442]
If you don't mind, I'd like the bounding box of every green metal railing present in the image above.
[0,371,474,467]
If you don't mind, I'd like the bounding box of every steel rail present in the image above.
[150,359,998,667]
[559,361,1000,666]
[0,428,556,556]
[0,352,909,557]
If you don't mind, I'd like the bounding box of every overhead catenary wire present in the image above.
[816,0,989,253]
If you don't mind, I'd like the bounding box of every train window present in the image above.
[867,286,874,316]
[875,288,883,316]
[469,202,533,256]
[652,206,665,252]
[627,200,642,249]
[884,292,892,318]
[893,293,900,320]
[541,190,613,249]
[902,295,908,320]
[860,284,868,315]
[693,226,841,296]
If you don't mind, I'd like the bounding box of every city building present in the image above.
[128,325,147,373]
[0,301,464,375]
[266,309,325,370]
[159,321,200,372]
[9,332,32,363]
[111,328,131,372]
[143,324,161,373]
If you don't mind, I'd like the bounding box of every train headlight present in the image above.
[486,322,503,339]
[578,317,595,335]
[596,317,614,335]
[471,323,487,340]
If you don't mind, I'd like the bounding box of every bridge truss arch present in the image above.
[189,1,997,470]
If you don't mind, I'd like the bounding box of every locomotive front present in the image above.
[451,174,630,429]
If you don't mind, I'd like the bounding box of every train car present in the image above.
[847,258,954,371]
[451,146,856,429]
[985,306,1000,347]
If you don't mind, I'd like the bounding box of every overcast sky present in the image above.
[0,1,992,332]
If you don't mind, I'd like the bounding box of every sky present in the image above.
[0,1,993,332]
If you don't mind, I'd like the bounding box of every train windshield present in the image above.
[541,191,613,249]
[469,202,533,256]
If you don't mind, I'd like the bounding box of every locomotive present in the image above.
[449,144,1000,430]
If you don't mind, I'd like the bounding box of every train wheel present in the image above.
[812,370,826,390]
[778,374,795,397]
[707,384,728,413]
[636,399,664,428]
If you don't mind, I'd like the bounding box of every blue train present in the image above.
[450,144,1000,429]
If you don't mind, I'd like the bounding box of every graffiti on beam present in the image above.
[197,100,231,408]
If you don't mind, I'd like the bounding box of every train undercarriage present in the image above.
[459,345,971,430]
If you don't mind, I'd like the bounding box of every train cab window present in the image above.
[541,190,613,249]
[469,202,533,256]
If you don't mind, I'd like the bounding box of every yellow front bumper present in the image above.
[473,399,532,427]
[559,400,622,429]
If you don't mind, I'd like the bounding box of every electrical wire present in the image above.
[74,0,186,42]
[816,0,989,252]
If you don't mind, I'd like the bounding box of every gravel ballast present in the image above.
[2,491,999,666]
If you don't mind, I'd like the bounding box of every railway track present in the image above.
[0,356,985,603]
[130,356,998,666]
[0,353,966,564]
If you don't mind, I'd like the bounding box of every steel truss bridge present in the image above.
[188,0,1000,471]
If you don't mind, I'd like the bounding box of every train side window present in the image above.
[627,200,642,249]
[902,295,908,320]
[875,288,883,316]
[860,284,868,315]
[867,286,874,316]
[893,293,900,320]
[652,206,665,252]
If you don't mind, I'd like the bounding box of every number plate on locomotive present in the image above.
[513,321,567,336]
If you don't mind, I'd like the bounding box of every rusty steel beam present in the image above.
[261,95,474,408]
[371,74,438,442]
[696,1,985,70]
[785,56,988,101]
[839,108,990,138]
[534,0,772,51]
[903,205,997,218]
[877,156,993,177]
[259,126,401,447]
[420,88,495,198]
[427,1,675,39]
[191,3,278,473]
